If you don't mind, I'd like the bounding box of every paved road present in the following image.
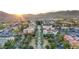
[36,25,43,49]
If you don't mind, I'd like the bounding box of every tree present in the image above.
[15,35,22,42]
[36,21,42,25]
[20,44,28,49]
[19,35,32,49]
[45,45,50,49]
[27,35,32,42]
[63,41,70,49]
[28,46,34,49]
[4,40,16,49]
[45,34,51,39]
[50,43,57,49]
[48,39,52,43]
[12,28,20,34]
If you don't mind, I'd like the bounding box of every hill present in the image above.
[0,10,79,23]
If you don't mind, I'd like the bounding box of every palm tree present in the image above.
[62,41,71,49]
[4,40,16,49]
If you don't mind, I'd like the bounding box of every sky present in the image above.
[0,0,79,14]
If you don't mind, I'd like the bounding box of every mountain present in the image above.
[0,10,79,23]
[27,10,79,21]
[0,11,33,23]
[0,11,17,23]
[47,10,79,19]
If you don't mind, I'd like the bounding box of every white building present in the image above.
[23,27,35,34]
[43,25,58,35]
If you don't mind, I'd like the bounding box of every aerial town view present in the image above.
[0,10,79,49]
[1,0,79,59]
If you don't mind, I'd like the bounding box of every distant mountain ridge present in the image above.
[0,10,79,23]
[32,10,79,19]
[0,11,16,22]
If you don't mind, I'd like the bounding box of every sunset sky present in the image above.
[0,0,79,14]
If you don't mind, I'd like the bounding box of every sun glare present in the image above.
[15,14,23,17]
